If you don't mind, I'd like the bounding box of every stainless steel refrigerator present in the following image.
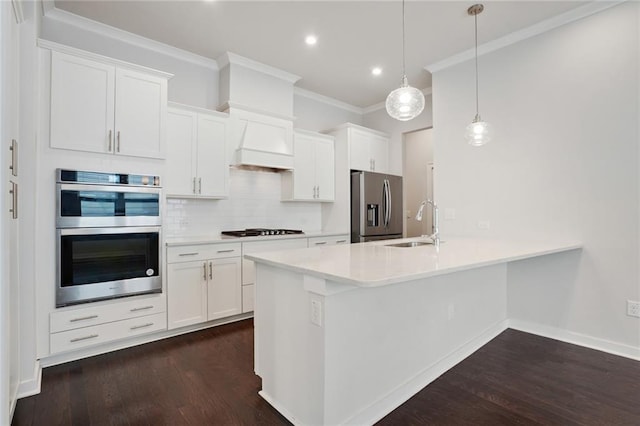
[351,171,403,243]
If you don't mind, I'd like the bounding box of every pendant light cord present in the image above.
[402,0,406,78]
[474,12,479,117]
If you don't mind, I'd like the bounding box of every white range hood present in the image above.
[217,53,300,170]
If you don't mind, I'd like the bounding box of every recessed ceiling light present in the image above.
[371,67,382,76]
[305,35,317,46]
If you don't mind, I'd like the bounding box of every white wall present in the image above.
[404,128,433,238]
[363,96,433,176]
[432,2,639,350]
[293,93,363,132]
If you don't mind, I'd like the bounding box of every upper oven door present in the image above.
[56,183,161,228]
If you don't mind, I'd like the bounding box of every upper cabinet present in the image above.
[48,48,170,159]
[166,104,229,198]
[349,126,389,173]
[281,129,335,202]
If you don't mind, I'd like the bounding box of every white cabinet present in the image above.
[307,234,350,247]
[49,293,167,354]
[166,243,241,329]
[241,238,308,313]
[49,49,169,159]
[166,105,228,198]
[349,126,389,173]
[282,130,335,202]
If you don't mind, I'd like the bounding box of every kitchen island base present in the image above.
[254,263,509,425]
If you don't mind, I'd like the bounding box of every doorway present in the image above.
[403,128,434,238]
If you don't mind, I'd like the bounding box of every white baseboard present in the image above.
[508,319,640,361]
[17,360,42,399]
[345,319,510,426]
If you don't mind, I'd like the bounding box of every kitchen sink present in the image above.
[385,241,433,248]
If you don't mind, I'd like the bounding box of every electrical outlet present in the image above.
[627,300,640,318]
[310,299,323,326]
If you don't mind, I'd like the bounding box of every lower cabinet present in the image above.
[166,243,242,330]
[49,293,167,355]
[307,234,350,247]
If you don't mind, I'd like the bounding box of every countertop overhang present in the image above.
[245,237,583,287]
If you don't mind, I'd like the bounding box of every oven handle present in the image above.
[58,226,161,236]
[57,183,162,194]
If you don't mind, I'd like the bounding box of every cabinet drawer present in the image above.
[50,294,166,333]
[50,313,167,354]
[308,235,350,247]
[167,243,241,263]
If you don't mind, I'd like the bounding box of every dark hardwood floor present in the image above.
[13,320,640,426]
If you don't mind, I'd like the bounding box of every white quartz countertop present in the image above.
[245,237,582,287]
[165,231,349,247]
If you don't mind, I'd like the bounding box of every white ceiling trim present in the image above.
[425,0,626,73]
[362,87,433,115]
[11,0,25,24]
[44,7,219,70]
[217,52,301,84]
[294,87,363,115]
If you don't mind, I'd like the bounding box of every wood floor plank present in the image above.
[12,322,640,426]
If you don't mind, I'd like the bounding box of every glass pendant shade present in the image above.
[386,76,425,121]
[465,115,492,146]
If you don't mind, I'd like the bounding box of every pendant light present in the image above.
[465,4,492,146]
[386,0,424,121]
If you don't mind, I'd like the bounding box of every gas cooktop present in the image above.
[221,228,304,237]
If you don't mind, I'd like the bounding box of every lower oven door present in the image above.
[56,226,161,307]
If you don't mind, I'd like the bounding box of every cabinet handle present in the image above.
[178,252,199,257]
[70,314,98,322]
[203,262,207,280]
[9,139,17,176]
[209,261,213,279]
[9,181,17,219]
[312,185,316,199]
[130,305,154,312]
[216,249,235,253]
[198,177,202,194]
[130,322,154,331]
[116,131,121,152]
[108,130,112,152]
[314,241,327,245]
[336,240,347,244]
[317,185,320,199]
[193,177,196,194]
[70,334,99,343]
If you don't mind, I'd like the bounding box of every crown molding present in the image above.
[11,0,24,24]
[294,87,363,115]
[362,87,432,115]
[425,0,626,73]
[43,7,219,70]
[217,52,301,84]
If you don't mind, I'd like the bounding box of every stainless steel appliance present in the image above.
[55,169,162,307]
[351,171,403,243]
[221,228,304,237]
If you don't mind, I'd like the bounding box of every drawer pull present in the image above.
[70,334,98,343]
[130,323,154,330]
[70,314,98,323]
[314,241,327,245]
[130,305,154,312]
[217,249,235,253]
[179,252,199,257]
[336,240,347,243]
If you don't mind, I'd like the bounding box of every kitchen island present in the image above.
[247,237,581,425]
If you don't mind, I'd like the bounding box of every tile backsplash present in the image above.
[164,168,322,236]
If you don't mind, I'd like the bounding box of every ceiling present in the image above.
[55,1,589,108]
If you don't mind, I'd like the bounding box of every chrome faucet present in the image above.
[415,199,440,246]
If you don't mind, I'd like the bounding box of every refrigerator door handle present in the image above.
[386,179,392,227]
[382,179,390,228]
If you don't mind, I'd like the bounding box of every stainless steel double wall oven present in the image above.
[56,169,162,307]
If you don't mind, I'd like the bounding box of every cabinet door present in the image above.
[166,109,197,196]
[207,257,242,321]
[114,67,166,159]
[196,114,228,198]
[50,51,115,154]
[349,128,373,171]
[293,133,317,200]
[369,134,389,173]
[314,139,335,201]
[167,260,208,329]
